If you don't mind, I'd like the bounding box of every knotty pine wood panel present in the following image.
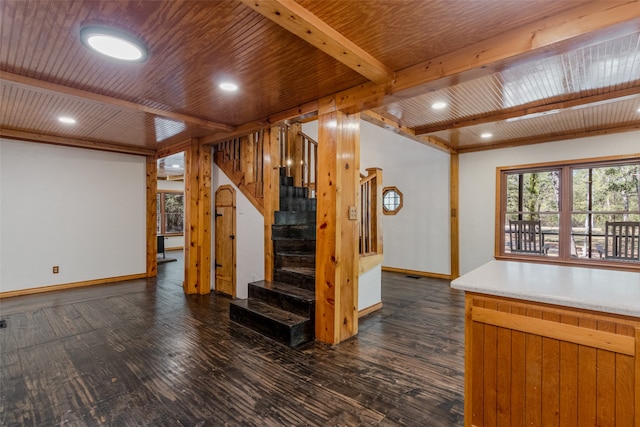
[298,0,580,72]
[0,0,364,127]
[467,294,639,426]
[0,260,465,425]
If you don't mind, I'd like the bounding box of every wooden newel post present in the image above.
[315,108,361,344]
[263,126,281,282]
[184,139,212,295]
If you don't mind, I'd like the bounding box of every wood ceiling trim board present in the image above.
[362,110,454,154]
[415,86,640,134]
[239,0,394,84]
[200,98,319,146]
[1,72,234,132]
[393,1,640,99]
[157,138,193,160]
[0,129,155,156]
[456,122,640,154]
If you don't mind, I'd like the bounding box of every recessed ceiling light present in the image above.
[219,82,238,92]
[80,26,147,62]
[432,102,447,110]
[58,116,76,124]
[172,164,180,168]
[481,132,493,138]
[637,107,640,113]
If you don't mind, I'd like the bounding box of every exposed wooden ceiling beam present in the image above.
[0,128,156,156]
[239,0,395,84]
[1,72,235,133]
[415,86,640,135]
[319,1,640,114]
[362,110,454,154]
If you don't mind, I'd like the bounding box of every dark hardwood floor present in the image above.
[0,251,465,426]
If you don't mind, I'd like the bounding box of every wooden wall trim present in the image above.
[359,253,383,274]
[0,129,155,156]
[472,306,635,356]
[381,266,451,281]
[358,302,383,318]
[0,273,147,299]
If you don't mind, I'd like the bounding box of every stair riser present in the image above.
[274,211,316,225]
[279,197,317,212]
[274,270,315,291]
[273,239,316,254]
[279,176,294,186]
[248,284,314,317]
[230,303,313,347]
[272,224,316,240]
[275,254,316,270]
[280,185,309,199]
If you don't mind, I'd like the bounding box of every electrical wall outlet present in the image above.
[53,266,59,274]
[348,206,357,220]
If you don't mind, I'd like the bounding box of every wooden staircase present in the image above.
[230,170,316,347]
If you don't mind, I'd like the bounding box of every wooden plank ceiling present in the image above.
[1,0,639,154]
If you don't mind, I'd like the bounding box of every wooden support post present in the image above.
[315,107,360,344]
[450,153,460,279]
[263,127,281,282]
[146,156,158,278]
[184,139,212,295]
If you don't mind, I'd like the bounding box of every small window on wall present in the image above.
[383,186,403,215]
[157,191,184,235]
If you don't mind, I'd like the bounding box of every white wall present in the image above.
[303,120,451,276]
[157,179,185,250]
[212,167,264,299]
[0,140,146,292]
[459,131,640,274]
[359,264,381,310]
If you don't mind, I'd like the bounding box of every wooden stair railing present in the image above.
[213,129,265,213]
[214,124,318,214]
[359,168,383,272]
[281,123,317,197]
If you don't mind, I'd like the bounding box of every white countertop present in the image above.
[451,261,640,317]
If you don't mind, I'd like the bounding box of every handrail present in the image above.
[213,129,265,212]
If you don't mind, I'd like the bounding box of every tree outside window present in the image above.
[499,158,639,268]
[157,191,184,235]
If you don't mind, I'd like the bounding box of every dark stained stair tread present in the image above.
[231,299,308,325]
[229,299,314,347]
[280,266,315,276]
[249,280,315,301]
